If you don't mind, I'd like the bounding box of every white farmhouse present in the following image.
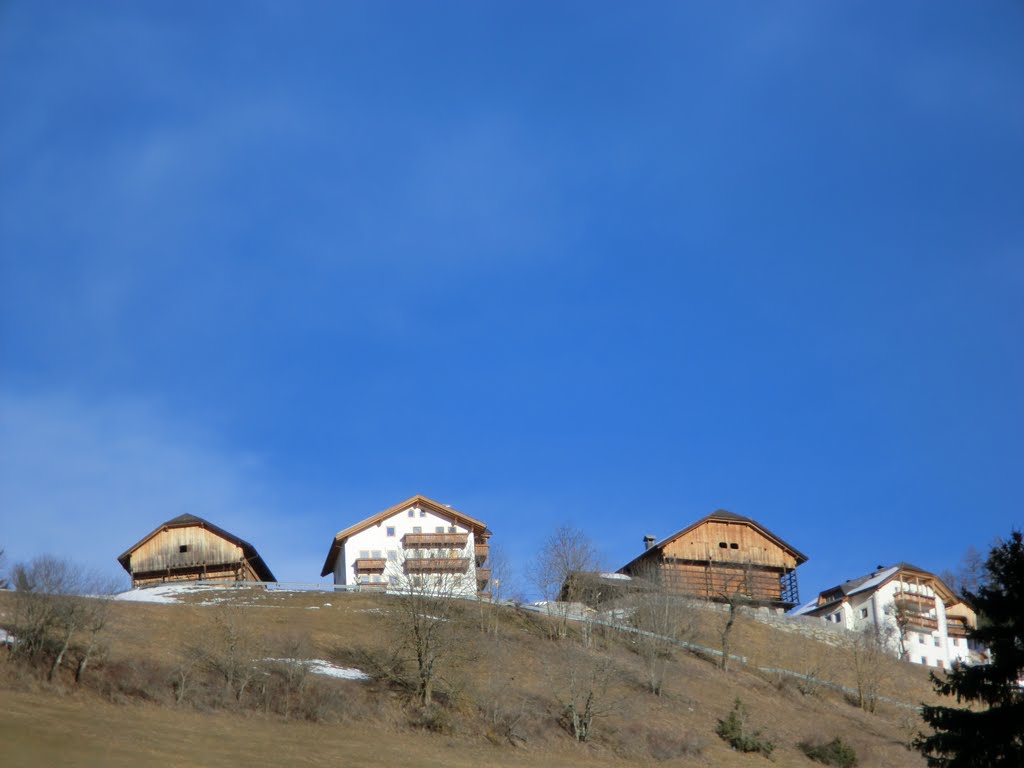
[793,563,985,669]
[320,494,492,598]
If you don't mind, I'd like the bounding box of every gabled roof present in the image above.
[320,494,489,577]
[117,514,276,582]
[619,509,808,573]
[809,562,958,610]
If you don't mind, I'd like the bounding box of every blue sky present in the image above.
[1,2,1022,599]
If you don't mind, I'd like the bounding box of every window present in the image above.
[389,575,399,586]
[860,608,869,619]
[408,509,414,517]
[386,526,395,537]
[718,542,728,549]
[435,526,445,533]
[833,612,841,623]
[179,545,189,553]
[413,526,422,534]
[387,551,398,562]
[420,509,427,517]
[359,550,370,559]
[934,636,941,647]
[371,550,382,558]
[919,634,926,644]
[448,526,457,533]
[729,543,739,550]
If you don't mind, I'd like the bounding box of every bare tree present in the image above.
[9,555,115,683]
[0,547,8,589]
[849,624,892,713]
[532,525,601,639]
[627,563,697,695]
[716,562,757,672]
[554,647,619,742]
[884,599,912,660]
[939,544,986,600]
[376,554,476,708]
[187,607,264,703]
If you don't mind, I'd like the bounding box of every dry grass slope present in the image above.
[0,588,938,767]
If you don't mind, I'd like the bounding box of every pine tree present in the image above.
[915,531,1024,766]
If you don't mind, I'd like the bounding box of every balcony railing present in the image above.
[403,557,470,574]
[905,615,939,631]
[476,568,492,584]
[475,541,489,561]
[354,558,386,572]
[402,533,469,549]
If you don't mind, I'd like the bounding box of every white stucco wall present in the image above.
[806,575,973,669]
[332,502,480,596]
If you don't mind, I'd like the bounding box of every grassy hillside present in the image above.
[0,587,938,767]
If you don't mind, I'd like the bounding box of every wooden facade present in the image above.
[117,514,276,588]
[618,510,807,608]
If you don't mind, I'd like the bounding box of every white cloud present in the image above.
[0,390,323,585]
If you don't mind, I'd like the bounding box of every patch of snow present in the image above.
[789,600,820,617]
[599,572,631,581]
[846,566,899,596]
[322,603,331,607]
[265,658,370,681]
[0,628,13,645]
[113,583,214,603]
[305,606,320,610]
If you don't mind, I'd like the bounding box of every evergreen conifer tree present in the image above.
[915,531,1024,766]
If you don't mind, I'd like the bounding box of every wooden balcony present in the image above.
[475,541,489,561]
[476,567,491,584]
[906,614,939,631]
[894,593,935,610]
[403,557,470,574]
[946,618,971,637]
[402,532,469,549]
[354,558,386,573]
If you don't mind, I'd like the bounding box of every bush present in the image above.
[716,698,774,756]
[799,736,859,767]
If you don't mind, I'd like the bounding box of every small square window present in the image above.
[718,542,728,549]
[413,526,422,534]
[179,544,188,553]
[408,509,414,517]
[419,509,427,517]
[359,550,370,559]
[934,636,941,647]
[448,526,457,533]
[860,608,868,618]
[919,634,926,644]
[386,527,396,537]
[435,526,445,533]
[729,543,739,550]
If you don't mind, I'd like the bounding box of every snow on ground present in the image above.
[113,583,221,604]
[0,628,13,645]
[265,658,370,681]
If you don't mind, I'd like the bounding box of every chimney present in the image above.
[643,535,656,551]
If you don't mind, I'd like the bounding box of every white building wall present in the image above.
[807,576,969,670]
[333,502,479,596]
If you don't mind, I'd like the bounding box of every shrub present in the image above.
[799,736,859,767]
[716,698,774,756]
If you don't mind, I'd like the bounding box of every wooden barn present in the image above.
[117,514,276,588]
[617,510,807,608]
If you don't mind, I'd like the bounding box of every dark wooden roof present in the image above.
[117,514,276,582]
[618,509,808,573]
